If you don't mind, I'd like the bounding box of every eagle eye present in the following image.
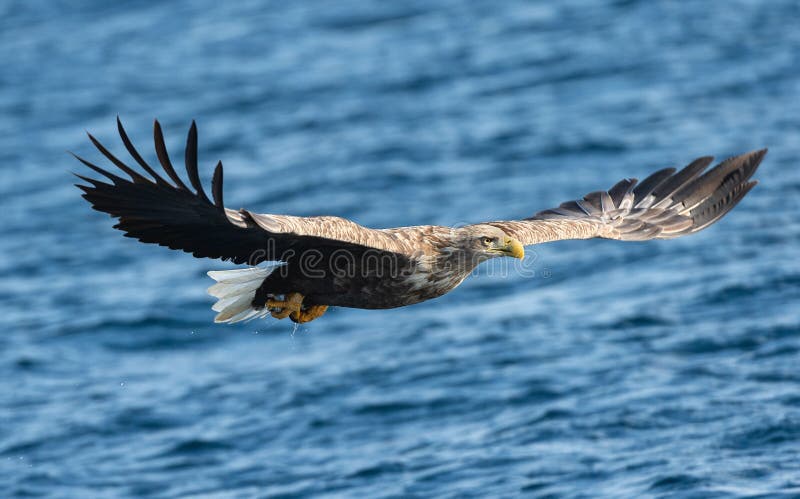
[483,237,493,245]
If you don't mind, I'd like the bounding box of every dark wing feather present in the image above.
[75,119,415,264]
[631,167,675,201]
[152,120,190,191]
[488,150,765,245]
[644,156,714,209]
[75,122,265,263]
[184,120,212,204]
[116,117,168,185]
[211,160,225,211]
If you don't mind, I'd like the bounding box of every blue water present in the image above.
[2,1,800,497]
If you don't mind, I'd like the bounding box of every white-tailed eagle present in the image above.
[75,119,764,324]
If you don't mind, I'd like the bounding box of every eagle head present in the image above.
[449,224,525,263]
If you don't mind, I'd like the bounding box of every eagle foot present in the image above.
[266,292,304,319]
[267,293,328,323]
[290,305,329,324]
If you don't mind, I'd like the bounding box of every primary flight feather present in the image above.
[75,119,765,324]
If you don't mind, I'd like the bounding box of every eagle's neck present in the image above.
[394,241,483,303]
[435,249,479,273]
[428,242,484,282]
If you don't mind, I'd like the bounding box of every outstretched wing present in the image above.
[75,119,411,264]
[488,150,765,245]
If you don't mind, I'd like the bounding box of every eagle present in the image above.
[75,119,765,324]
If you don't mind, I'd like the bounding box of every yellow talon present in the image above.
[267,292,304,320]
[290,305,329,324]
[266,292,328,323]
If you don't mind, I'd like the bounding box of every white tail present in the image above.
[207,263,284,323]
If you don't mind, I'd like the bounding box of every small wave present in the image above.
[57,315,206,337]
[112,407,184,432]
[600,314,674,330]
[163,438,232,456]
[722,416,800,450]
[347,460,405,479]
[354,395,468,416]
[315,8,426,31]
[668,335,760,355]
[505,384,563,405]
[701,273,800,306]
[648,474,706,492]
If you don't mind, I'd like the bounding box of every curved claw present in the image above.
[290,305,329,324]
[267,293,304,320]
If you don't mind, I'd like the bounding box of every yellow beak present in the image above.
[500,237,525,259]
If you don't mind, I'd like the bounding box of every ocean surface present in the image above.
[2,0,800,497]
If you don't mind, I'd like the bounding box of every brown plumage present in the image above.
[75,119,765,323]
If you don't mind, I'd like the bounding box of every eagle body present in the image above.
[75,119,765,324]
[253,224,488,309]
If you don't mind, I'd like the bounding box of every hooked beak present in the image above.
[498,237,525,259]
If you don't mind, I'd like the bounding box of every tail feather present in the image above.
[207,276,264,299]
[207,263,284,323]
